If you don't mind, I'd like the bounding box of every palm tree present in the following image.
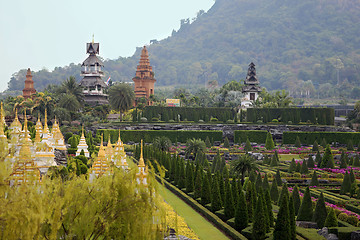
[153,136,172,152]
[108,83,135,121]
[231,154,259,185]
[59,76,84,105]
[185,138,206,158]
[58,93,81,116]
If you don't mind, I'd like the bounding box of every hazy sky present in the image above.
[0,0,214,91]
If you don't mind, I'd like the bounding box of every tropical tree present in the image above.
[185,138,206,158]
[231,154,259,185]
[153,136,172,151]
[108,83,135,120]
[58,76,84,105]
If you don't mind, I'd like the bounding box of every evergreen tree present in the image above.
[205,136,211,148]
[310,170,319,187]
[232,179,239,207]
[294,136,301,148]
[320,145,335,169]
[278,183,289,206]
[300,160,309,174]
[235,189,248,231]
[270,155,278,167]
[312,192,328,228]
[265,132,275,150]
[224,180,235,219]
[270,180,279,203]
[224,137,230,149]
[194,168,202,199]
[211,178,222,212]
[297,187,313,221]
[259,188,270,233]
[265,189,274,228]
[249,170,257,183]
[211,154,218,173]
[315,151,322,167]
[178,160,186,189]
[307,155,315,168]
[289,196,296,240]
[289,158,296,172]
[349,157,354,166]
[262,173,270,190]
[354,155,360,167]
[312,140,319,152]
[339,151,348,169]
[340,172,351,194]
[251,182,257,216]
[218,173,225,199]
[295,162,301,173]
[185,161,194,193]
[201,171,211,205]
[347,139,354,151]
[245,137,252,152]
[255,173,263,193]
[350,169,355,183]
[275,169,282,186]
[274,151,280,162]
[292,185,301,216]
[274,192,290,240]
[246,181,254,221]
[324,208,338,227]
[321,138,327,148]
[252,193,267,240]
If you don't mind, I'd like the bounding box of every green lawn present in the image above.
[158,183,230,240]
[279,154,300,161]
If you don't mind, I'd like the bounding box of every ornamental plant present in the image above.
[274,192,290,240]
[312,140,319,152]
[200,172,211,205]
[320,145,335,169]
[270,180,279,203]
[292,185,301,216]
[294,136,301,148]
[265,189,274,228]
[223,136,230,148]
[289,158,296,172]
[297,187,313,221]
[289,196,296,240]
[262,173,270,190]
[340,172,351,194]
[224,180,235,219]
[235,189,248,231]
[310,170,319,187]
[275,169,282,186]
[313,192,328,228]
[255,173,263,193]
[300,160,309,174]
[245,137,252,152]
[252,192,267,240]
[307,155,315,168]
[265,131,275,150]
[324,208,338,227]
[211,178,222,212]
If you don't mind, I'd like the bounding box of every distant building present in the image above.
[241,62,261,108]
[79,39,108,105]
[22,68,36,99]
[132,46,156,106]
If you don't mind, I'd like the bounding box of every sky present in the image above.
[0,0,214,92]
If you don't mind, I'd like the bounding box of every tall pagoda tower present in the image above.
[132,46,156,106]
[22,68,36,99]
[79,38,108,105]
[241,62,261,108]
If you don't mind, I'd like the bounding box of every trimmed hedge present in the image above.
[296,227,327,240]
[142,106,236,123]
[283,132,360,145]
[329,227,360,240]
[234,130,268,144]
[156,175,247,240]
[247,108,334,125]
[97,129,223,143]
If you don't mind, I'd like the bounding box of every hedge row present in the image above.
[283,132,360,145]
[97,129,223,143]
[247,108,334,125]
[155,175,247,240]
[234,130,268,144]
[329,227,360,240]
[142,106,236,123]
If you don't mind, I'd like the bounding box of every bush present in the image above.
[151,117,159,122]
[227,119,235,124]
[297,187,313,221]
[324,208,338,227]
[346,215,359,226]
[235,130,268,144]
[283,132,360,145]
[140,117,147,122]
[272,119,279,123]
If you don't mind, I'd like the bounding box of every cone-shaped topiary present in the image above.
[289,195,296,240]
[194,168,202,199]
[275,169,283,186]
[321,138,327,148]
[224,136,230,149]
[339,151,348,169]
[295,136,301,148]
[310,170,319,187]
[235,189,248,231]
[270,155,278,167]
[265,131,275,150]
[300,160,309,174]
[211,153,218,173]
[340,172,351,194]
[201,171,211,205]
[205,136,211,148]
[324,208,338,227]
[289,158,296,172]
[350,169,355,183]
[245,137,252,152]
[265,189,274,228]
[185,161,194,193]
[211,177,222,212]
[295,162,301,172]
[312,192,328,228]
[251,182,257,218]
[320,144,335,168]
[292,184,301,216]
[354,155,360,167]
[224,179,235,219]
[274,192,290,240]
[246,181,254,221]
[252,192,267,240]
[255,173,263,193]
[259,188,270,233]
[232,179,239,207]
[312,140,319,152]
[297,187,313,221]
[315,151,322,165]
[270,180,279,203]
[278,183,289,206]
[249,170,257,183]
[263,173,270,190]
[347,139,354,151]
[307,155,315,168]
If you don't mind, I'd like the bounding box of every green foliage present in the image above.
[275,169,282,186]
[231,154,259,185]
[310,171,319,187]
[270,155,278,167]
[349,169,355,183]
[312,140,319,152]
[340,172,352,195]
[246,182,254,222]
[252,193,266,240]
[313,192,328,228]
[255,173,263,193]
[289,158,296,172]
[265,132,275,150]
[354,155,360,167]
[262,173,270,190]
[185,138,206,158]
[235,130,268,144]
[289,196,296,240]
[108,83,135,117]
[339,151,348,169]
[223,137,230,148]
[224,180,235,219]
[270,180,279,203]
[205,136,211,148]
[247,108,334,125]
[321,145,335,168]
[283,132,360,145]
[235,189,248,231]
[307,155,315,168]
[274,191,290,240]
[201,171,211,205]
[194,168,202,199]
[292,185,301,216]
[153,136,172,152]
[295,136,301,148]
[297,187,313,221]
[244,137,252,152]
[185,161,194,193]
[324,208,338,227]
[300,160,309,174]
[98,129,222,144]
[347,139,354,151]
[211,177,222,212]
[278,183,289,206]
[264,189,274,228]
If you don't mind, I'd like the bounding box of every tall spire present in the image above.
[22,68,36,99]
[138,139,145,167]
[0,102,5,126]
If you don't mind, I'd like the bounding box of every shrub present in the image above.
[235,130,268,144]
[272,119,279,123]
[295,136,301,148]
[210,117,218,122]
[321,145,335,168]
[297,187,313,221]
[140,117,147,122]
[310,171,319,187]
[324,208,338,227]
[312,192,328,228]
[283,132,360,145]
[346,215,359,226]
[252,194,266,240]
[265,132,275,150]
[235,190,248,231]
[245,137,252,152]
[340,172,351,195]
[338,213,348,222]
[312,140,319,152]
[292,185,301,216]
[227,119,235,124]
[224,137,230,148]
[273,192,290,240]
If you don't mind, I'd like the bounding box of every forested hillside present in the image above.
[6,0,360,97]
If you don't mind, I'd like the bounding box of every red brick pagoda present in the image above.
[22,68,36,99]
[132,46,156,106]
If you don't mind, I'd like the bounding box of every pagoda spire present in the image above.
[22,68,36,99]
[0,102,5,126]
[138,139,145,167]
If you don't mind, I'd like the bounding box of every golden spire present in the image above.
[118,129,122,143]
[0,119,4,136]
[23,110,27,132]
[44,109,48,128]
[92,34,94,44]
[98,134,105,158]
[11,108,22,129]
[138,139,145,167]
[0,101,5,125]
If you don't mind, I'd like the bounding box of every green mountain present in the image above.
[6,0,360,93]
